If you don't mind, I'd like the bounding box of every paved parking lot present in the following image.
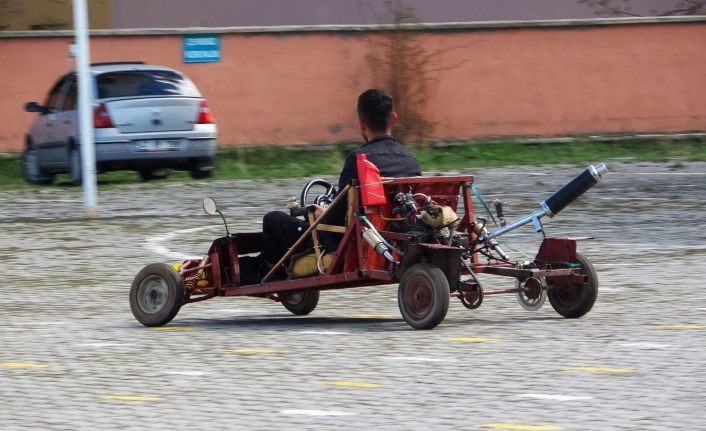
[1,162,705,430]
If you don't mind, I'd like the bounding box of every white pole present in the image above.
[73,0,98,218]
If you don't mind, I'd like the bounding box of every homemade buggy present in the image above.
[130,158,607,329]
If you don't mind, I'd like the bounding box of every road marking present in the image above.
[656,323,704,330]
[226,348,282,355]
[562,366,635,374]
[325,380,383,389]
[479,423,562,431]
[1,362,50,368]
[281,409,354,416]
[447,336,500,343]
[515,393,594,401]
[100,395,165,402]
[76,342,130,348]
[144,225,218,260]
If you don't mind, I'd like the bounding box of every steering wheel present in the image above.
[300,179,337,208]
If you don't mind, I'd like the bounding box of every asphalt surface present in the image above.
[1,162,705,431]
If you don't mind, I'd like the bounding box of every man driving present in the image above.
[255,88,422,281]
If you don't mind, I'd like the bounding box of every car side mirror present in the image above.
[203,197,219,215]
[25,102,48,114]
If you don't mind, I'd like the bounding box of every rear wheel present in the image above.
[130,263,185,326]
[138,168,171,181]
[69,146,82,185]
[548,252,598,318]
[281,290,319,315]
[190,158,214,179]
[398,263,450,329]
[21,144,54,185]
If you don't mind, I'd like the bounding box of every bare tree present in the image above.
[364,1,471,145]
[580,0,706,17]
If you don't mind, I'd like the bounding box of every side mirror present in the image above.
[25,102,47,114]
[203,197,218,215]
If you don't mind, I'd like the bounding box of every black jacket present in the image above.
[322,135,421,246]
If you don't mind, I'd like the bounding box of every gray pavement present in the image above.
[1,162,705,430]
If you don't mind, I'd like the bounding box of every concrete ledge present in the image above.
[2,15,705,38]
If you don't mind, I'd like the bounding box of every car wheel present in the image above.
[138,169,171,182]
[190,158,214,179]
[21,144,54,185]
[70,146,82,185]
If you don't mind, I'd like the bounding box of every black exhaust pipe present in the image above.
[481,163,607,241]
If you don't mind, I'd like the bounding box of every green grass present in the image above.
[1,137,703,190]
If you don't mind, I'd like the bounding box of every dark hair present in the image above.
[357,88,394,133]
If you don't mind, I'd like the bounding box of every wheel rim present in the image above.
[136,274,169,314]
[284,292,303,305]
[403,274,433,319]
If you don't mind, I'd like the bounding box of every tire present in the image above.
[190,158,214,180]
[21,144,54,185]
[547,252,598,318]
[130,263,185,327]
[398,263,450,330]
[138,168,171,182]
[281,290,319,315]
[69,146,82,185]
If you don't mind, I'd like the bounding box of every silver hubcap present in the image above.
[137,275,169,314]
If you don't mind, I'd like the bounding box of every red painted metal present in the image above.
[173,174,593,313]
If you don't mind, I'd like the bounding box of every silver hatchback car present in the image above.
[23,62,217,184]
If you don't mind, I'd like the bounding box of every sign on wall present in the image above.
[183,34,221,63]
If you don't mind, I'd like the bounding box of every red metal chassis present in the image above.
[180,175,586,304]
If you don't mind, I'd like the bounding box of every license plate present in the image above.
[134,140,182,152]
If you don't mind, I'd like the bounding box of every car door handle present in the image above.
[64,120,72,124]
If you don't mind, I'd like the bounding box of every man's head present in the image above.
[357,88,398,138]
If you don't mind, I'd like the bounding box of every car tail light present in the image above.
[93,103,114,128]
[196,100,214,124]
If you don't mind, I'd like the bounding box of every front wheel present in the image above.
[398,263,450,329]
[21,144,54,185]
[130,263,185,326]
[281,290,319,315]
[547,252,598,318]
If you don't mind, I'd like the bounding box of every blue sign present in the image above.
[183,35,221,63]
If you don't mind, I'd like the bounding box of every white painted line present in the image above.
[281,409,354,417]
[76,342,130,348]
[515,393,594,401]
[144,225,219,260]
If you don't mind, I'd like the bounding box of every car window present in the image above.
[96,70,200,99]
[44,78,66,112]
[60,77,77,111]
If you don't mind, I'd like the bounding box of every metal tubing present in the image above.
[482,208,549,241]
[262,184,351,283]
[481,163,606,241]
